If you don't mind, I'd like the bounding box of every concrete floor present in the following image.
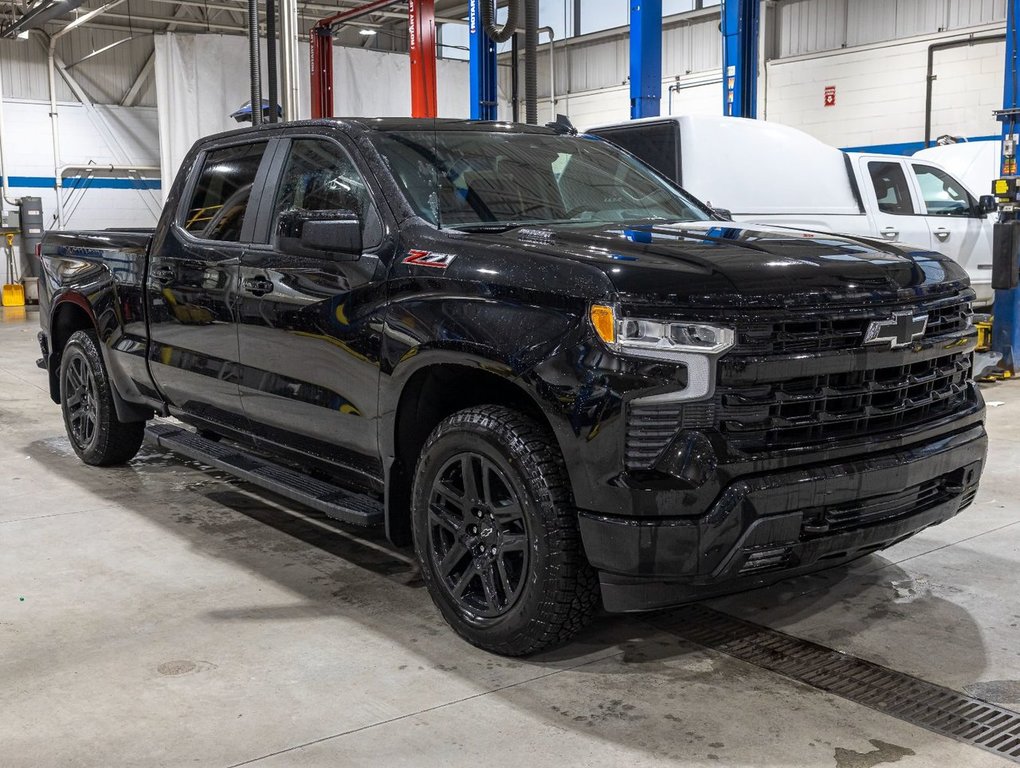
[1,304,1018,768]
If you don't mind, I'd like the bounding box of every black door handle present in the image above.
[151,266,175,281]
[243,277,275,296]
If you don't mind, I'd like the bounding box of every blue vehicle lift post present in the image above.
[630,0,662,118]
[469,0,498,120]
[721,0,760,117]
[992,0,1020,372]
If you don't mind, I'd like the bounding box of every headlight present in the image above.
[590,304,734,361]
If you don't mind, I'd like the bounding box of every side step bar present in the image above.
[144,423,384,527]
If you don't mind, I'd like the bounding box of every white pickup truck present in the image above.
[588,116,997,306]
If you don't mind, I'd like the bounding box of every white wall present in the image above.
[1,99,160,231]
[765,25,1004,150]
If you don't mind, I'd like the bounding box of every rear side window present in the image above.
[911,163,975,216]
[868,161,914,215]
[589,122,680,183]
[183,142,268,241]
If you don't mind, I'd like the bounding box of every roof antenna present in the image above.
[545,114,576,135]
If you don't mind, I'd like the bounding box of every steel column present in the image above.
[721,0,759,117]
[469,0,498,120]
[629,0,661,119]
[408,0,437,118]
[310,0,401,120]
[992,0,1020,371]
[310,26,333,119]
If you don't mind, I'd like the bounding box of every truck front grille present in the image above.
[717,351,973,452]
[734,292,973,355]
[623,291,976,470]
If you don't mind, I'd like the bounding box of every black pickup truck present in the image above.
[37,118,986,656]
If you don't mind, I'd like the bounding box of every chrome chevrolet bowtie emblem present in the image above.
[864,312,928,348]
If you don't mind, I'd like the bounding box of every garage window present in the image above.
[868,161,914,215]
[183,142,267,241]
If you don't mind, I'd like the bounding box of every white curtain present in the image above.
[153,33,470,197]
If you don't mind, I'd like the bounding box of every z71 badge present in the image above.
[402,249,456,269]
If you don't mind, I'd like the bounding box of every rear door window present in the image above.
[867,161,915,215]
[911,163,976,216]
[183,142,268,241]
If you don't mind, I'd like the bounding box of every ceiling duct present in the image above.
[1,0,89,39]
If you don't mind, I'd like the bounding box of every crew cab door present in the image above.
[147,139,277,434]
[856,155,930,250]
[908,161,993,297]
[236,134,389,488]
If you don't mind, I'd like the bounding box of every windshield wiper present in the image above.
[448,222,532,233]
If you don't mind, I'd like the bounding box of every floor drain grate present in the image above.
[655,605,1020,763]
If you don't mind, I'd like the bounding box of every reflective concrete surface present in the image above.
[1,305,1017,767]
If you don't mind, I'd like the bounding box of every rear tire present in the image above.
[60,329,145,466]
[411,405,599,656]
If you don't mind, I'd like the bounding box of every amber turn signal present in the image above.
[590,304,616,344]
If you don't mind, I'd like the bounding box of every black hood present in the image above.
[469,221,968,307]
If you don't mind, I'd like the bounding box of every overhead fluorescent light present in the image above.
[358,28,376,35]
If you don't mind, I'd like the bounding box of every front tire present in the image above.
[411,406,599,656]
[60,329,145,466]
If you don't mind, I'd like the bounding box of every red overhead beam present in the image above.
[309,0,437,120]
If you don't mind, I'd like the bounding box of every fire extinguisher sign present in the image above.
[824,85,836,107]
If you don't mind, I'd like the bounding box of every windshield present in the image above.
[369,129,712,229]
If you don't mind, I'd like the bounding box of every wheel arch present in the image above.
[383,362,558,546]
[47,295,97,403]
[48,295,152,423]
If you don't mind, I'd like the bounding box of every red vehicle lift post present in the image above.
[310,0,437,120]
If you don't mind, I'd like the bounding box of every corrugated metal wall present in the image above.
[776,0,1007,58]
[1,30,155,106]
[513,11,721,101]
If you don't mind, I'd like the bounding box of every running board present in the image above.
[144,423,384,527]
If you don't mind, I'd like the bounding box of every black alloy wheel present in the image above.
[427,452,530,619]
[59,329,145,466]
[64,352,100,451]
[411,406,599,656]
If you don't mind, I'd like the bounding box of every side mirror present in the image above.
[278,209,362,259]
[713,207,734,221]
[978,194,998,216]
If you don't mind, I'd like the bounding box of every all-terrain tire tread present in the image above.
[416,405,600,656]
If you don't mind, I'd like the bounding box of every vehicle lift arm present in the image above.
[310,0,437,119]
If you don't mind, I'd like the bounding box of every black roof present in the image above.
[329,117,560,135]
[196,117,568,149]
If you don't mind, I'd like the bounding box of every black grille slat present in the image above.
[718,351,972,453]
[733,292,973,355]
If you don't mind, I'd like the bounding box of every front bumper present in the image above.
[579,423,987,612]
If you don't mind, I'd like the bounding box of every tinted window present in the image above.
[868,161,914,215]
[184,142,267,241]
[912,163,975,216]
[273,139,381,248]
[588,122,680,183]
[371,130,709,228]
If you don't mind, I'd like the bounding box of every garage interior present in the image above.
[2,0,1020,766]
